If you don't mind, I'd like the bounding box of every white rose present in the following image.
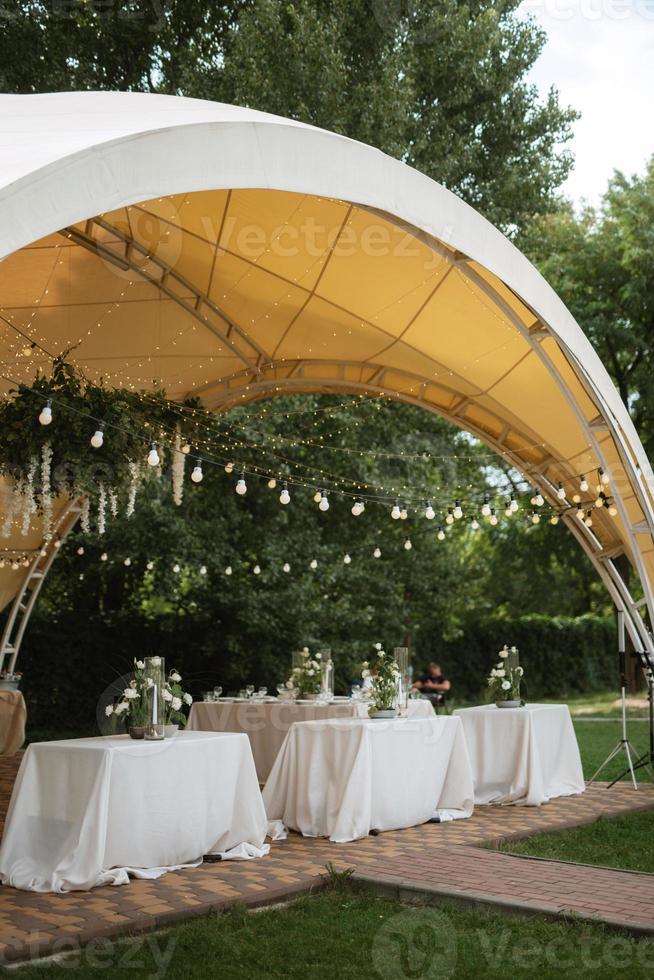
[171,696,182,711]
[510,646,518,654]
[124,688,138,699]
[146,677,154,688]
[150,656,161,667]
[499,649,509,659]
[495,669,506,678]
[516,666,524,676]
[105,704,114,717]
[362,669,371,678]
[135,660,145,670]
[115,701,128,714]
[301,647,309,657]
[307,669,314,676]
[171,672,181,683]
[162,689,173,702]
[374,642,382,650]
[285,680,294,689]
[490,669,497,677]
[316,652,322,660]
[501,680,511,691]
[183,692,193,705]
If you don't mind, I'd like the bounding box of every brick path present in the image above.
[1,752,654,963]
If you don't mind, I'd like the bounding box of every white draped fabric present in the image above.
[187,698,434,782]
[0,690,25,755]
[263,716,474,842]
[454,704,585,805]
[0,731,268,893]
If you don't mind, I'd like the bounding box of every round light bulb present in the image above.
[391,501,401,519]
[400,508,408,520]
[283,562,291,573]
[550,514,559,525]
[91,428,104,449]
[38,400,52,426]
[373,547,382,558]
[437,527,446,541]
[200,565,207,576]
[146,560,154,570]
[534,493,544,507]
[53,539,61,549]
[471,517,480,530]
[11,560,19,570]
[124,557,131,567]
[235,473,247,495]
[191,461,204,483]
[481,499,491,518]
[584,512,593,528]
[173,563,180,573]
[268,478,277,489]
[279,481,291,505]
[147,444,160,467]
[182,443,191,455]
[576,505,584,519]
[425,503,435,520]
[595,495,604,509]
[489,509,498,526]
[557,482,566,500]
[313,490,322,503]
[100,552,108,561]
[453,500,463,520]
[343,554,352,564]
[580,475,589,493]
[608,504,618,517]
[319,492,329,512]
[224,461,234,474]
[351,499,364,516]
[404,539,412,551]
[510,497,519,513]
[77,546,84,555]
[572,493,581,504]
[600,468,610,486]
[309,559,318,570]
[22,557,29,567]
[225,566,233,576]
[253,565,261,575]
[445,509,454,525]
[505,504,513,517]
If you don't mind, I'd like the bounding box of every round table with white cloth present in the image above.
[0,731,269,893]
[0,690,25,755]
[263,715,474,842]
[187,698,434,783]
[453,703,585,806]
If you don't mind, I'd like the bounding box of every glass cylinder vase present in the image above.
[320,651,334,702]
[144,656,165,740]
[507,647,521,701]
[394,647,410,716]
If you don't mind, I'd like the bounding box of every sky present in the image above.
[519,0,654,206]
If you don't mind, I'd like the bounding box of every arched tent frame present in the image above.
[0,92,653,670]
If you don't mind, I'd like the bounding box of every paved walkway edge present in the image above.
[351,872,654,938]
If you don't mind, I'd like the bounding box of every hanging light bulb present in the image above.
[235,471,247,495]
[373,547,382,558]
[40,548,47,558]
[424,501,435,520]
[391,500,401,520]
[576,504,584,519]
[200,565,207,576]
[504,499,513,518]
[580,475,589,493]
[608,502,618,517]
[279,481,291,505]
[22,557,29,568]
[38,399,52,425]
[182,443,191,455]
[225,565,233,576]
[309,559,318,570]
[351,498,364,516]
[572,493,581,504]
[445,508,454,525]
[313,489,322,503]
[481,494,491,517]
[147,443,160,467]
[599,467,610,486]
[100,552,108,561]
[595,492,605,509]
[77,546,84,556]
[124,557,131,567]
[146,560,154,570]
[471,516,480,530]
[191,459,204,483]
[253,564,261,575]
[172,563,180,573]
[534,492,544,507]
[224,461,234,474]
[283,562,291,573]
[53,538,61,549]
[557,482,566,500]
[11,560,19,570]
[453,499,463,520]
[90,426,104,449]
[404,539,412,551]
[319,490,329,512]
[510,495,519,513]
[584,511,593,528]
[550,514,560,525]
[489,508,498,526]
[343,553,352,564]
[400,503,408,520]
[437,527,446,541]
[267,477,277,489]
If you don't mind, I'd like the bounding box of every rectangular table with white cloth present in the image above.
[263,715,474,843]
[454,704,585,806]
[0,731,269,893]
[187,698,434,783]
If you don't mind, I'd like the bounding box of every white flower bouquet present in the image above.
[162,667,193,727]
[285,646,323,697]
[365,644,401,715]
[487,645,524,705]
[106,659,193,730]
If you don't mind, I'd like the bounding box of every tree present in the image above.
[0,0,576,233]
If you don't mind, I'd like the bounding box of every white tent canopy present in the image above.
[0,91,652,668]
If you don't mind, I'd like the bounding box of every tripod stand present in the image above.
[589,611,643,790]
[607,650,654,788]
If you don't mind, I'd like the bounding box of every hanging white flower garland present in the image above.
[80,496,91,535]
[97,481,107,536]
[41,441,53,541]
[126,460,139,518]
[172,425,185,507]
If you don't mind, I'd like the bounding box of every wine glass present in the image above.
[213,686,223,700]
[258,686,268,699]
[246,685,255,699]
[202,691,213,702]
[238,689,247,700]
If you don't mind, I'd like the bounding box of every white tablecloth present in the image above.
[454,704,585,805]
[0,690,25,755]
[0,731,269,892]
[187,698,434,782]
[263,715,474,842]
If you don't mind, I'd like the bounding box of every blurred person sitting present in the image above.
[413,661,451,707]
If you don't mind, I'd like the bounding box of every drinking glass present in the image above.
[246,685,255,698]
[238,689,247,700]
[213,686,223,700]
[258,686,268,699]
[202,691,213,702]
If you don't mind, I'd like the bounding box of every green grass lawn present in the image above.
[11,891,654,980]
[574,718,652,783]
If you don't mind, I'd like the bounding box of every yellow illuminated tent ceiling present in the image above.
[0,92,653,668]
